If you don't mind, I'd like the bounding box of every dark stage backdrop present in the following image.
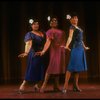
[0,1,100,84]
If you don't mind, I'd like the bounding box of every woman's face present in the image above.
[70,16,78,25]
[50,18,58,28]
[31,22,39,31]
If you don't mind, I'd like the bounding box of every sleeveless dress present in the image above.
[67,25,87,72]
[24,32,46,82]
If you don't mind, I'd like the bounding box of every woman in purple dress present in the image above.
[36,17,66,92]
[18,18,46,93]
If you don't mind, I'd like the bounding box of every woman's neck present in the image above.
[32,30,39,32]
[72,23,78,27]
[51,27,57,29]
[32,30,44,37]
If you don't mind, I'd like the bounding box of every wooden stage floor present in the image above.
[0,82,100,99]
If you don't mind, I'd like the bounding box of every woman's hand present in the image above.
[34,51,41,56]
[84,46,90,50]
[35,50,45,56]
[60,45,71,51]
[18,52,28,58]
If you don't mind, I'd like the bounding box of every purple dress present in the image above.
[46,28,66,74]
[24,32,46,83]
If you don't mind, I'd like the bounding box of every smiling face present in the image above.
[50,18,58,28]
[70,16,78,25]
[31,22,39,31]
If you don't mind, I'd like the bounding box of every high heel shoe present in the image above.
[40,88,45,93]
[62,89,67,94]
[18,89,24,94]
[34,85,40,92]
[73,86,82,92]
[53,87,60,92]
[18,85,25,94]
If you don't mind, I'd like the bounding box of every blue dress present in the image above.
[67,25,87,72]
[24,32,46,83]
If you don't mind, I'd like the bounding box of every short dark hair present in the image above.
[71,12,78,18]
[48,15,58,22]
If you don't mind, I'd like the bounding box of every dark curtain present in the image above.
[0,1,100,84]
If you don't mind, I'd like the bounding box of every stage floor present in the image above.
[0,82,100,99]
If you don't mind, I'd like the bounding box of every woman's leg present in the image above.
[33,83,40,92]
[53,75,59,91]
[73,72,82,92]
[40,72,50,92]
[19,80,27,91]
[62,71,71,93]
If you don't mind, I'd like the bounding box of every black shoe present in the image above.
[53,88,60,92]
[73,87,82,92]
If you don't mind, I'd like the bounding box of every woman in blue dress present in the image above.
[18,18,46,92]
[61,14,90,93]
